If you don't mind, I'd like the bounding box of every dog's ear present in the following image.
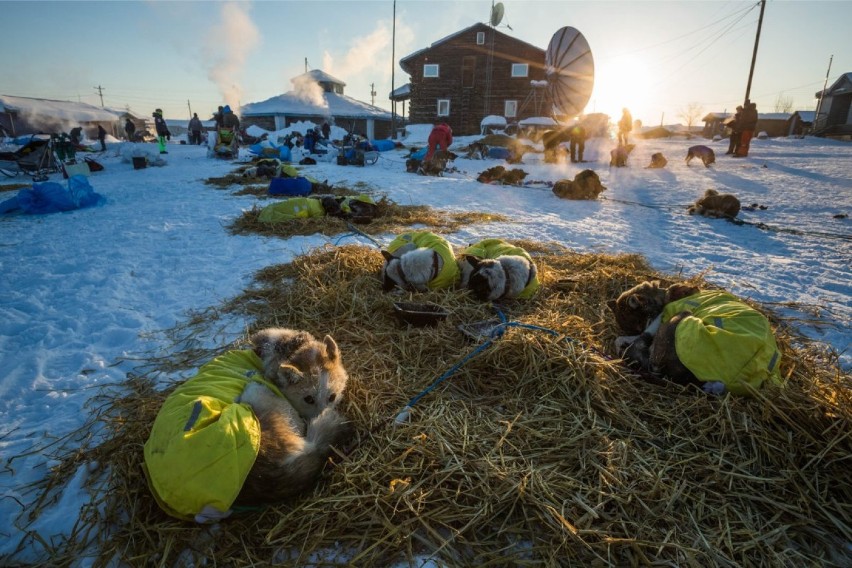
[464,255,482,269]
[627,294,644,309]
[381,250,395,262]
[665,283,700,303]
[323,335,340,363]
[381,261,397,292]
[278,363,304,384]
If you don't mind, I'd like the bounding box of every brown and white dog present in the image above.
[552,169,607,200]
[686,145,716,167]
[687,189,741,219]
[236,328,352,505]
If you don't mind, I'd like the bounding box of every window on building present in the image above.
[505,100,518,118]
[476,32,485,45]
[511,63,529,78]
[423,64,439,78]
[437,99,451,117]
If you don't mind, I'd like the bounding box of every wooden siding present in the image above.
[403,23,547,135]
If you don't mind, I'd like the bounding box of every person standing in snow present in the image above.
[188,113,203,145]
[97,124,107,152]
[153,109,170,154]
[735,101,758,157]
[321,121,331,140]
[213,106,225,130]
[424,121,453,162]
[569,123,587,163]
[617,108,632,146]
[725,106,743,155]
[69,126,83,147]
[124,118,136,142]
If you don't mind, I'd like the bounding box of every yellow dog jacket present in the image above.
[143,350,283,522]
[662,291,782,395]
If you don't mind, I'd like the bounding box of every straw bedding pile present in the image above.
[17,242,851,566]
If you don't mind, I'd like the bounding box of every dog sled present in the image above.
[0,135,61,181]
[208,128,239,159]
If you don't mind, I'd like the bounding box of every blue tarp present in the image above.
[371,139,396,152]
[268,176,312,196]
[0,175,105,215]
[410,148,427,160]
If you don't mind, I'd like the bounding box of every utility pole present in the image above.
[305,57,308,73]
[744,0,766,104]
[187,100,193,118]
[370,83,377,106]
[391,0,396,139]
[94,85,105,107]
[814,54,833,132]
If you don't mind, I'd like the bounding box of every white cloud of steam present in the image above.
[321,22,392,79]
[291,75,328,109]
[203,2,260,112]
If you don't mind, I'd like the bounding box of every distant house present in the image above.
[702,111,805,138]
[814,72,852,138]
[790,110,814,136]
[399,22,547,136]
[240,70,393,140]
[0,94,121,138]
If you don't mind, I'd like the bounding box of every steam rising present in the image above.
[291,75,328,109]
[204,2,260,112]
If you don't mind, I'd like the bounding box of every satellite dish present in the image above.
[545,26,595,117]
[490,2,504,27]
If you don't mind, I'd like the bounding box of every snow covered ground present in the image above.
[0,126,849,561]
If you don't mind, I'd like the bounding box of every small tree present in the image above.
[679,102,704,135]
[774,93,794,113]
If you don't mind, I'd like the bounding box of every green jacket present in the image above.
[280,164,319,184]
[386,231,459,289]
[662,291,782,395]
[143,350,284,521]
[461,238,540,299]
[258,197,325,223]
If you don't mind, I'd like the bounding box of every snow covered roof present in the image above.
[757,113,793,121]
[815,72,852,97]
[292,69,346,87]
[389,84,411,100]
[702,112,730,121]
[0,94,121,122]
[519,116,558,126]
[795,110,815,122]
[481,115,507,126]
[241,91,391,120]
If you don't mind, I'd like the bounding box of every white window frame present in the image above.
[437,99,451,117]
[476,32,485,45]
[423,64,439,78]
[504,100,518,118]
[511,63,529,78]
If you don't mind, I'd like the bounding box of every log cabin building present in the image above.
[399,23,547,136]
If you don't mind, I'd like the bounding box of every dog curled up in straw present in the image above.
[458,238,540,301]
[608,281,782,396]
[143,328,352,522]
[380,231,460,292]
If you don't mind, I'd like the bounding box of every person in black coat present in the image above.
[726,106,743,155]
[321,121,331,140]
[124,119,136,142]
[97,124,107,152]
[69,126,83,146]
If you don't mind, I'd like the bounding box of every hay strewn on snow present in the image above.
[17,243,851,566]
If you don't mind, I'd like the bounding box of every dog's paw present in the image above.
[238,381,269,407]
[702,381,727,395]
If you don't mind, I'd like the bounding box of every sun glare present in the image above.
[589,54,658,125]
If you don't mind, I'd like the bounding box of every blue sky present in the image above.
[4,1,850,125]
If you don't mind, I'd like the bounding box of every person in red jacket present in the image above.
[425,122,453,161]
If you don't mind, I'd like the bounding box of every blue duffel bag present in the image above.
[268,176,312,196]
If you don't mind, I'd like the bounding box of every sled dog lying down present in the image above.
[143,328,352,522]
[608,281,782,396]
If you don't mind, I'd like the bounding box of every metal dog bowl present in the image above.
[393,302,449,327]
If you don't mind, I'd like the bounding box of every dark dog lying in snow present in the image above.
[552,169,607,200]
[608,281,782,395]
[687,189,741,219]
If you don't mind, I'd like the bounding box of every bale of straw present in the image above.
[19,243,851,567]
